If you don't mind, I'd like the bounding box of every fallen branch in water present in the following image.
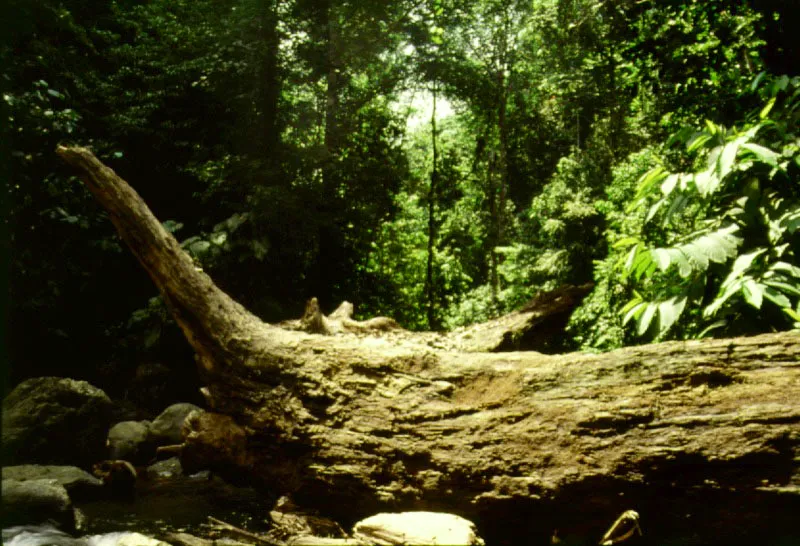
[207,516,284,546]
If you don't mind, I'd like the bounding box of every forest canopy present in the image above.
[3,0,799,394]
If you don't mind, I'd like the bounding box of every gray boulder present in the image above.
[2,377,113,468]
[107,420,152,463]
[1,479,75,531]
[149,403,203,445]
[2,465,103,501]
[145,457,182,479]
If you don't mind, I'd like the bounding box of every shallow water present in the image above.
[74,474,273,538]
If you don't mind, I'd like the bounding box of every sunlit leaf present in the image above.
[729,248,765,278]
[622,301,645,325]
[658,296,687,333]
[660,173,680,196]
[770,261,800,279]
[763,286,791,308]
[741,142,780,167]
[762,280,800,297]
[637,303,657,336]
[742,279,764,309]
[717,137,744,181]
[651,248,671,271]
[759,96,776,119]
[687,132,713,152]
[693,169,716,197]
[612,237,641,249]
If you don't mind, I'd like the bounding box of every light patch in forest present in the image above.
[395,88,456,130]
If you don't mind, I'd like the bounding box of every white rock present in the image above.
[86,532,171,546]
[352,511,484,546]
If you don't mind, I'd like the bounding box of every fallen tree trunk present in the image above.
[58,146,800,546]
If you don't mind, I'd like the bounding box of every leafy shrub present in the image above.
[616,75,800,339]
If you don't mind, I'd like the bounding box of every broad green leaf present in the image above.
[741,142,780,167]
[704,276,743,317]
[664,193,689,223]
[632,251,655,280]
[187,239,211,255]
[622,301,645,325]
[667,127,695,148]
[698,319,729,338]
[778,206,800,233]
[751,71,767,92]
[693,169,717,196]
[729,248,766,278]
[637,303,657,336]
[632,166,667,204]
[622,244,641,276]
[783,307,800,321]
[660,174,680,196]
[763,286,792,308]
[770,261,800,279]
[762,280,800,297]
[682,240,709,269]
[645,199,665,223]
[681,225,741,268]
[658,296,687,333]
[651,248,671,271]
[612,237,641,249]
[621,292,644,314]
[673,250,693,278]
[742,279,764,309]
[687,132,713,152]
[759,96,776,119]
[706,145,722,173]
[717,137,744,181]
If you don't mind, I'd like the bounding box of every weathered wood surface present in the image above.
[58,146,800,545]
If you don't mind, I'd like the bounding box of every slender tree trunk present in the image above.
[57,146,800,546]
[259,0,280,154]
[426,82,438,330]
[312,0,343,301]
[491,68,510,306]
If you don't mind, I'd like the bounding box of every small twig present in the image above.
[156,444,183,457]
[207,516,285,546]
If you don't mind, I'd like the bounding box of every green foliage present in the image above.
[5,0,798,387]
[568,146,662,350]
[364,117,479,330]
[617,76,800,339]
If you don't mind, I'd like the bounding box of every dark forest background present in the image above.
[3,0,798,401]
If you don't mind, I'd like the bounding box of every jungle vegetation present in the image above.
[3,0,798,394]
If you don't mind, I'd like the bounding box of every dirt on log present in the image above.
[58,146,800,546]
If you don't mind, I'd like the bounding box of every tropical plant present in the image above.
[617,75,800,339]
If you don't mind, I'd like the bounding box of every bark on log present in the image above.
[58,146,800,546]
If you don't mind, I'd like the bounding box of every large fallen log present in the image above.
[58,146,800,546]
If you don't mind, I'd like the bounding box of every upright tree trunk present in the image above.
[57,146,800,546]
[258,0,281,154]
[426,81,439,330]
[490,67,510,306]
[312,0,343,302]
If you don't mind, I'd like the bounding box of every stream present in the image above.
[77,474,274,537]
[4,474,275,546]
